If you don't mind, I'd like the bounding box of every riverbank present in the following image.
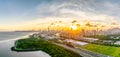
[12,37,81,57]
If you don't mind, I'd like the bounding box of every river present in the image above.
[0,31,50,57]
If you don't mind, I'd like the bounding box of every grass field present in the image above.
[81,44,120,57]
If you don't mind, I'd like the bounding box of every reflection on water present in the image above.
[0,32,50,57]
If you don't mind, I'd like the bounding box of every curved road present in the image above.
[40,31,113,57]
[55,43,113,57]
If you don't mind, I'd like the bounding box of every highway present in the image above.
[55,43,113,57]
[39,31,114,57]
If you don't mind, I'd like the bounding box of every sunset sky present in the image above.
[0,0,120,31]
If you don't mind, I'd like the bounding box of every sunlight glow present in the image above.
[70,25,77,30]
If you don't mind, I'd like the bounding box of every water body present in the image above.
[0,32,50,57]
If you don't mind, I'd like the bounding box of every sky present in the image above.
[0,0,120,31]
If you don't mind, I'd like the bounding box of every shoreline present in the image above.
[11,47,40,52]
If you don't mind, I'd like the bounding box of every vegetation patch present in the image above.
[12,37,81,57]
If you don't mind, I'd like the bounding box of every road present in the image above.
[55,43,113,57]
[39,31,113,57]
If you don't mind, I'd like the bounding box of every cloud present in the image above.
[3,0,120,30]
[30,0,118,24]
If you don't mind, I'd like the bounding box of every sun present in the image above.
[70,25,77,30]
